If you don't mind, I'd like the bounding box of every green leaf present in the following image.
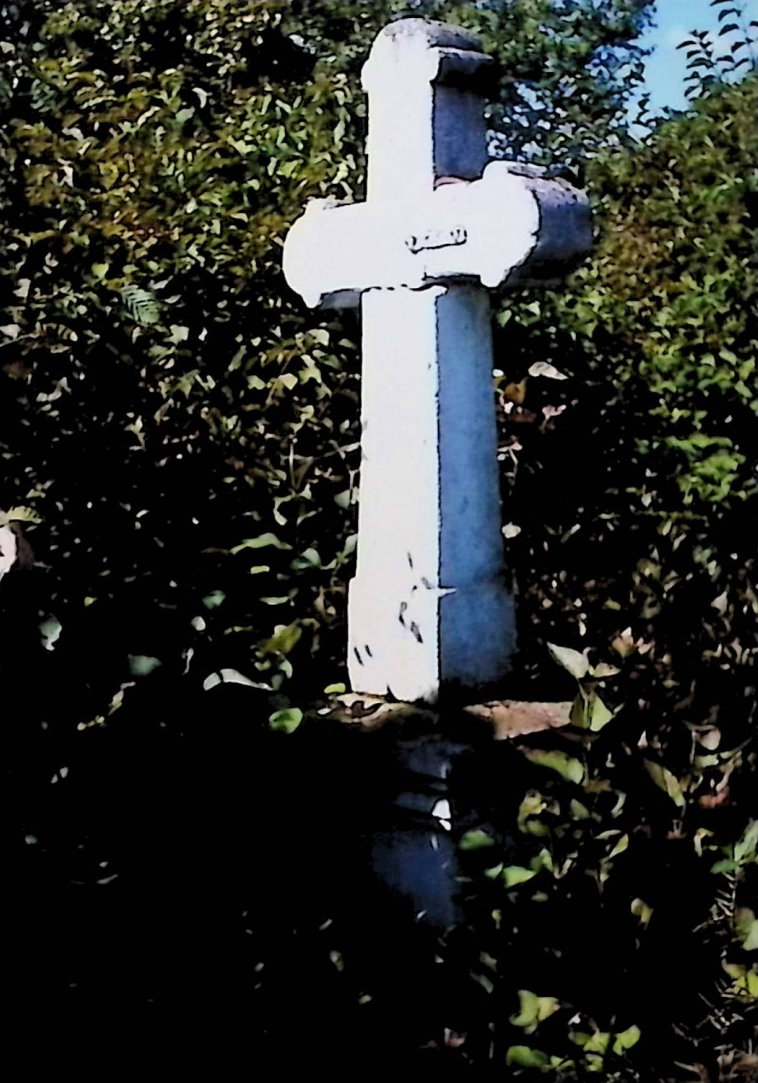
[219,668,270,689]
[524,748,585,784]
[589,662,620,678]
[734,822,758,864]
[711,858,738,875]
[459,829,496,852]
[589,695,614,731]
[570,693,590,729]
[506,1046,550,1068]
[735,909,758,951]
[268,707,303,734]
[202,590,226,609]
[547,642,589,680]
[510,989,560,1033]
[39,616,62,651]
[128,654,162,676]
[230,533,292,554]
[644,761,685,807]
[470,970,494,994]
[503,865,538,887]
[259,622,302,655]
[607,833,629,859]
[121,285,160,325]
[169,324,189,344]
[723,963,758,997]
[274,372,298,392]
[203,670,271,692]
[580,1031,611,1055]
[290,546,321,570]
[324,682,346,695]
[631,897,654,925]
[4,505,42,524]
[612,1025,641,1055]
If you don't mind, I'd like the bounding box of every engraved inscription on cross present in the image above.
[284,19,591,703]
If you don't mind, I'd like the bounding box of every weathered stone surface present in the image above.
[283,162,591,308]
[0,524,17,580]
[463,700,573,739]
[283,19,591,702]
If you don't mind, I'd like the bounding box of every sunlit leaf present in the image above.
[589,695,614,731]
[631,898,654,925]
[259,622,302,655]
[506,1046,550,1067]
[202,590,226,609]
[510,989,560,1033]
[524,748,585,784]
[4,505,42,524]
[290,546,321,570]
[128,654,162,676]
[503,865,538,887]
[39,616,62,651]
[724,963,758,997]
[547,642,590,680]
[268,707,303,734]
[644,761,685,807]
[230,534,292,554]
[459,829,496,851]
[735,908,758,951]
[590,662,620,678]
[121,285,160,325]
[734,822,758,864]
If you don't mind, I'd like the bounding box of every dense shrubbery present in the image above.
[1,0,756,1076]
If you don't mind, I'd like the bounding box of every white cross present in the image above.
[284,19,591,703]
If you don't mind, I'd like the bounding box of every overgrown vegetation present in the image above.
[2,0,756,1076]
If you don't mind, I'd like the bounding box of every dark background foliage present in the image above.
[2,0,756,1076]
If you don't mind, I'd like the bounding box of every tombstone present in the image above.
[284,18,590,706]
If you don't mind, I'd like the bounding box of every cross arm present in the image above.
[283,162,592,309]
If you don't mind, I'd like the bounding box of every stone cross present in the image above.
[284,19,591,703]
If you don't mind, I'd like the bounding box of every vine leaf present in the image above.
[547,642,590,680]
[121,285,160,325]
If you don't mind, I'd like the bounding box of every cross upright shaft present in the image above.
[361,20,491,205]
[283,19,592,703]
[348,21,511,702]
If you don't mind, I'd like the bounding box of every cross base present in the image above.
[348,573,514,703]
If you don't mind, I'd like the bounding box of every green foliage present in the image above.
[457,635,756,1077]
[473,61,757,1079]
[678,0,757,101]
[500,74,758,819]
[526,73,758,512]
